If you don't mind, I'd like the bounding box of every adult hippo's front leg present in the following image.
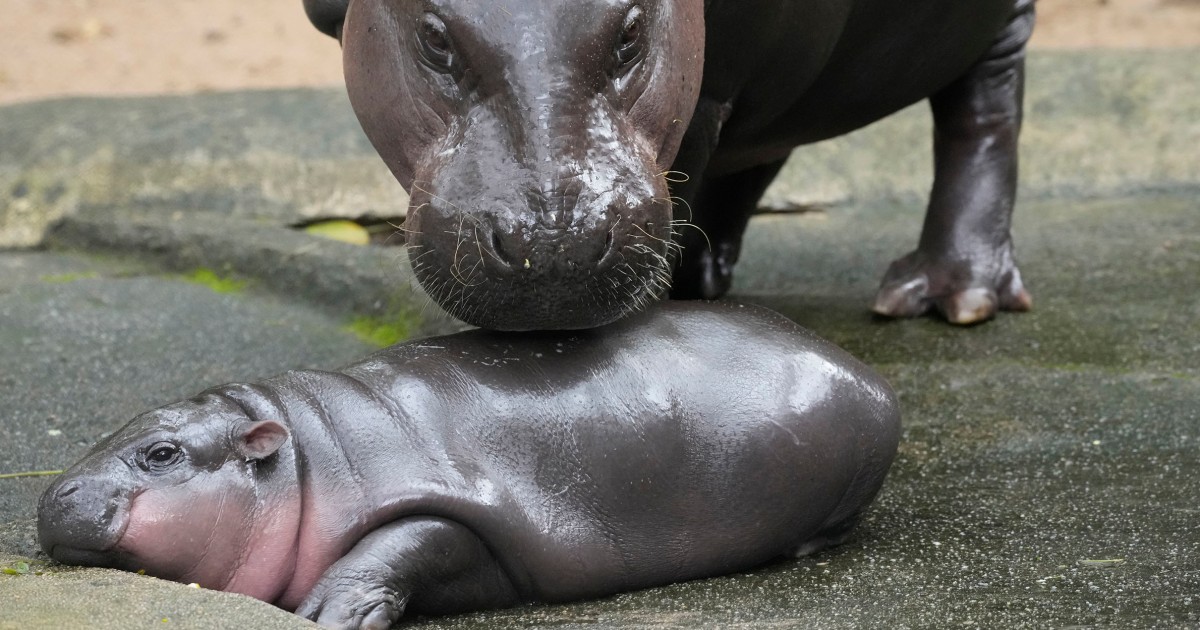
[872,0,1036,324]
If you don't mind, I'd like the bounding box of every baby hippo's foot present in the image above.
[872,244,1032,325]
[295,517,518,628]
[295,567,407,630]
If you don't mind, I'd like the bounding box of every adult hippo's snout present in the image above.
[339,0,703,330]
[405,141,677,330]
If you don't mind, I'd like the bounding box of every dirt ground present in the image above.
[0,0,1198,105]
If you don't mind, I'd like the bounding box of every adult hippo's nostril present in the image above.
[599,229,616,266]
[57,483,80,499]
[488,230,515,271]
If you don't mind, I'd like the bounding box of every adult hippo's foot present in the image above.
[872,244,1033,325]
[874,0,1036,325]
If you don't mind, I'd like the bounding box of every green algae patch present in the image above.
[0,558,46,577]
[1,561,30,576]
[183,268,247,294]
[347,312,421,348]
[40,272,99,284]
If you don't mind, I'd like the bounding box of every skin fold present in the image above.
[39,302,901,629]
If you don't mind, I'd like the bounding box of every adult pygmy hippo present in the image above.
[304,0,1036,331]
[39,302,900,628]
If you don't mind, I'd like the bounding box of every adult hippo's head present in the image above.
[307,0,705,330]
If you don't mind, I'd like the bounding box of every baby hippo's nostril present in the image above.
[57,483,80,500]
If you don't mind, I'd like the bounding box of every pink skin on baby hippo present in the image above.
[39,302,901,629]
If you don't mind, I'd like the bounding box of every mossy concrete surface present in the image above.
[1,50,1199,629]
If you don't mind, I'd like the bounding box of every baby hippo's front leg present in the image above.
[296,517,519,629]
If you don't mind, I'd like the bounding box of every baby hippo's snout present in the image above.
[38,468,131,568]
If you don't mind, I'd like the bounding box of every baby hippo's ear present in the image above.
[234,420,290,461]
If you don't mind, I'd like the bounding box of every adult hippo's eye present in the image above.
[614,6,646,74]
[417,13,454,72]
[140,442,182,472]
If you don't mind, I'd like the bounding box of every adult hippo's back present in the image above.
[305,0,1037,330]
[39,302,900,628]
[304,0,1036,331]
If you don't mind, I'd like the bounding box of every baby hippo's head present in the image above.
[37,393,298,600]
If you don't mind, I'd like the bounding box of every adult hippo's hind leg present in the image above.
[873,0,1036,324]
[296,517,518,629]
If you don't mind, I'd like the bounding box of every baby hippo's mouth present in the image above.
[47,544,126,568]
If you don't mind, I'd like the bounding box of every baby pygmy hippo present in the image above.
[39,302,900,629]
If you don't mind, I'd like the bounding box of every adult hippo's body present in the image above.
[304,0,1036,330]
[39,302,900,628]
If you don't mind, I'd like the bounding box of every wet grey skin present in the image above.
[303,0,1035,330]
[39,302,900,630]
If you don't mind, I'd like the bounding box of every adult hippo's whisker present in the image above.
[448,215,478,287]
[412,183,473,217]
[669,221,711,251]
[657,170,691,184]
[408,246,439,265]
[630,222,671,246]
[659,195,696,223]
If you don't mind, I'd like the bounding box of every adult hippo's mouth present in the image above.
[404,177,678,331]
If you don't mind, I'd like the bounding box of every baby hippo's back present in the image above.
[329,301,901,602]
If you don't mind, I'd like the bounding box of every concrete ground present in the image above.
[1,52,1198,628]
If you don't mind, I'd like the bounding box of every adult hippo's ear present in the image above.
[234,420,290,462]
[303,0,350,40]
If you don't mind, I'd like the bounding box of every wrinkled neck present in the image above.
[210,384,305,604]
[222,446,303,603]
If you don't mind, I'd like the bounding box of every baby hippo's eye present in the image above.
[141,442,182,472]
